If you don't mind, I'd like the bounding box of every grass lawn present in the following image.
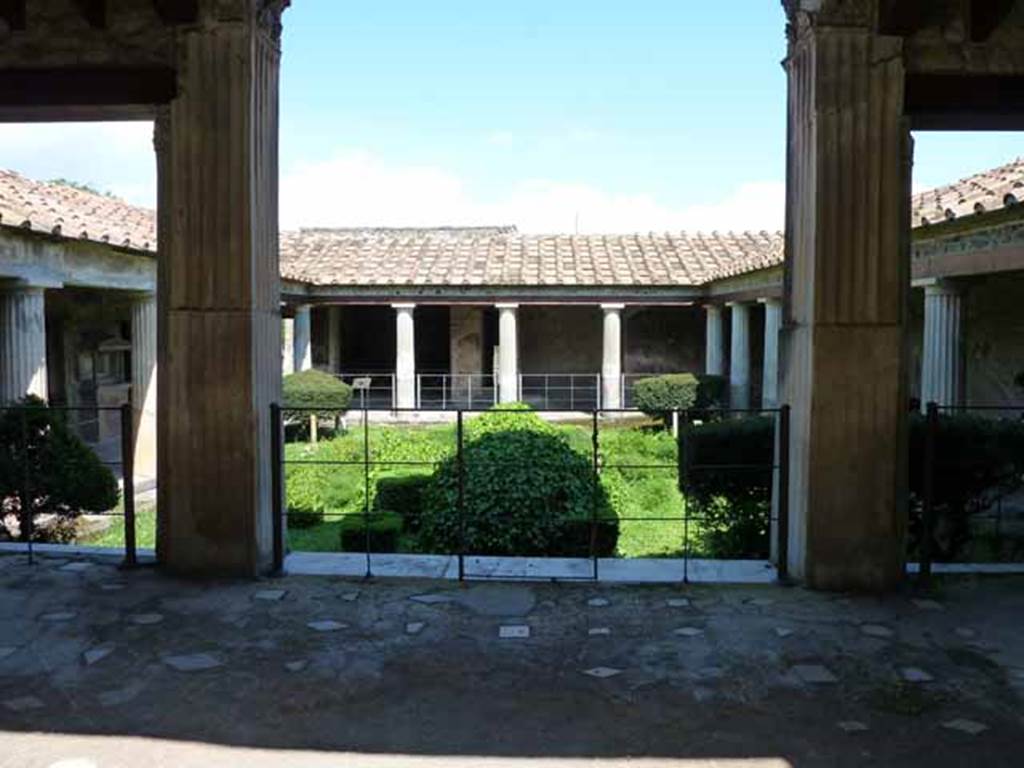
[79,503,157,549]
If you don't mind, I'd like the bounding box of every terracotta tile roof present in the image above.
[0,169,157,252]
[912,158,1024,227]
[279,227,785,288]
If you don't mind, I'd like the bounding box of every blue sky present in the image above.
[0,1,1020,232]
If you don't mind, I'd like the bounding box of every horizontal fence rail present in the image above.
[333,372,396,410]
[517,373,601,412]
[417,373,497,411]
[271,403,790,582]
[0,402,137,567]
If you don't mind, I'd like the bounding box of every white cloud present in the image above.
[0,122,156,207]
[280,149,784,234]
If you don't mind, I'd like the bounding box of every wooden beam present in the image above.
[906,73,1024,130]
[970,0,1016,42]
[0,67,176,109]
[72,0,107,28]
[0,0,26,31]
[152,0,198,24]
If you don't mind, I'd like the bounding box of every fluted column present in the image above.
[393,303,416,408]
[727,302,751,410]
[921,282,963,408]
[601,304,624,410]
[131,293,157,486]
[497,304,519,403]
[781,7,910,590]
[281,316,294,375]
[760,298,782,409]
[328,306,342,373]
[157,4,288,576]
[704,305,725,376]
[293,305,312,372]
[0,284,48,404]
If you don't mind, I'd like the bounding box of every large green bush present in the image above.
[0,396,119,542]
[373,473,431,531]
[684,416,775,558]
[908,412,1024,561]
[419,406,616,556]
[282,369,353,421]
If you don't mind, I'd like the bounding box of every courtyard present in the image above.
[1,554,1023,767]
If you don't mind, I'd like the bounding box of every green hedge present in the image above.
[339,512,403,552]
[0,396,120,542]
[373,473,431,531]
[419,406,616,556]
[633,374,728,424]
[283,369,353,421]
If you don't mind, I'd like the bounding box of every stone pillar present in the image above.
[704,305,725,376]
[727,302,751,410]
[760,298,782,409]
[156,3,287,576]
[281,316,294,375]
[328,306,342,373]
[130,293,157,488]
[497,303,519,403]
[293,305,312,372]
[781,7,910,590]
[921,282,963,409]
[601,304,624,410]
[450,306,484,402]
[0,283,48,404]
[393,303,416,408]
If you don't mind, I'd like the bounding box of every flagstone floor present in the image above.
[1,554,1022,768]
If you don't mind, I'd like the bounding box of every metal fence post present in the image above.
[20,408,33,565]
[591,409,600,580]
[776,404,790,583]
[270,402,284,574]
[119,402,137,568]
[457,410,466,581]
[678,409,689,583]
[920,401,938,587]
[363,404,372,578]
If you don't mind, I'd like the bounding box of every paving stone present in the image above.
[860,624,894,639]
[284,660,308,673]
[837,721,869,733]
[587,597,610,607]
[129,613,164,625]
[4,695,44,712]
[0,646,16,661]
[942,718,989,736]
[83,644,115,666]
[901,667,934,683]
[748,597,775,607]
[912,599,944,611]
[405,621,426,635]
[409,593,452,605]
[98,684,143,707]
[458,585,536,617]
[954,627,977,639]
[307,620,347,632]
[498,624,530,639]
[40,611,76,622]
[774,628,795,638]
[674,627,704,637]
[697,666,724,680]
[99,583,126,592]
[588,627,611,636]
[666,598,690,607]
[162,653,223,672]
[253,589,286,602]
[340,592,360,602]
[58,562,92,572]
[791,664,838,684]
[582,666,622,679]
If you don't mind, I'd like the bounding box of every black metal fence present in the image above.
[916,401,1024,584]
[0,401,137,567]
[271,404,789,582]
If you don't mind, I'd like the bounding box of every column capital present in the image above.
[495,302,519,310]
[391,302,417,311]
[921,279,962,297]
[758,296,782,307]
[600,303,626,311]
[0,278,59,293]
[725,300,749,308]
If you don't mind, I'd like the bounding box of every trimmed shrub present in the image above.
[908,413,1024,561]
[420,406,616,556]
[684,416,775,558]
[339,512,403,552]
[694,374,728,410]
[282,369,353,421]
[373,473,431,531]
[633,374,699,422]
[0,396,119,542]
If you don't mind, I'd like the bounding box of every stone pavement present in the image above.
[1,554,1023,767]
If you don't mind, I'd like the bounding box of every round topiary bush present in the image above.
[419,405,616,556]
[0,396,119,542]
[282,369,353,421]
